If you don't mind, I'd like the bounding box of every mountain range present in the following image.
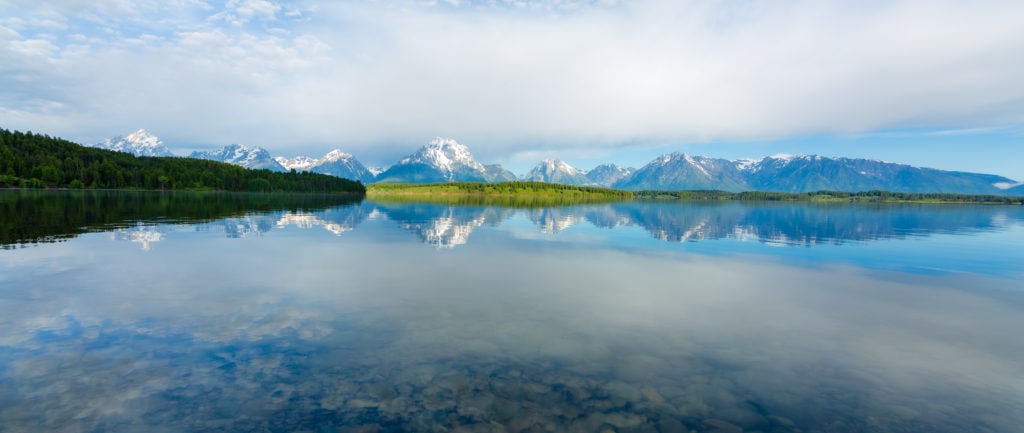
[276,150,376,183]
[91,130,1023,195]
[188,144,286,172]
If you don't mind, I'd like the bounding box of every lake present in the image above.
[1,190,1023,433]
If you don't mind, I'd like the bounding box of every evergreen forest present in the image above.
[0,128,365,194]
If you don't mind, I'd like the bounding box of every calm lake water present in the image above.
[2,190,1023,433]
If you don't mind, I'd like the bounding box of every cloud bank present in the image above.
[1,0,1022,164]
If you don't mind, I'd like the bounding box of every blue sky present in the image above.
[1,1,1022,180]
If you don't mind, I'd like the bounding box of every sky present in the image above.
[1,0,1023,179]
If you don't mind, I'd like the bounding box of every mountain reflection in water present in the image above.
[5,190,1021,250]
[1,191,1023,433]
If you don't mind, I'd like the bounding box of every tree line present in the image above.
[0,128,365,194]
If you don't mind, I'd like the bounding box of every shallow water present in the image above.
[1,191,1023,432]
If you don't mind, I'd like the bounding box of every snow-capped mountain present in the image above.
[613,153,1018,194]
[275,155,319,171]
[85,128,1018,194]
[586,164,636,187]
[738,154,1015,194]
[375,137,512,183]
[93,129,174,157]
[521,159,590,185]
[276,150,375,183]
[189,144,286,172]
[311,150,375,183]
[614,153,747,191]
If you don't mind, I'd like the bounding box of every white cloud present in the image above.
[7,37,58,56]
[0,0,1022,169]
[276,1,1024,150]
[212,0,282,25]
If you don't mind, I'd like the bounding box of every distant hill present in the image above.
[0,128,364,193]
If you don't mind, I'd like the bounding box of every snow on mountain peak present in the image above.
[734,158,759,171]
[322,149,353,162]
[522,158,590,184]
[189,143,285,171]
[400,137,483,174]
[769,153,800,162]
[124,129,161,148]
[546,159,582,174]
[95,129,174,157]
[275,155,319,171]
[276,150,357,170]
[225,144,266,164]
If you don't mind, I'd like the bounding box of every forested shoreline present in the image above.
[0,129,365,194]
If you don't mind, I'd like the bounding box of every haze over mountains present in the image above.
[91,130,1023,195]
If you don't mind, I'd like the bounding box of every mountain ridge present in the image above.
[189,144,287,172]
[92,130,1019,194]
[277,149,375,183]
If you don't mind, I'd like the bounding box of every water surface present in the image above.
[1,191,1023,433]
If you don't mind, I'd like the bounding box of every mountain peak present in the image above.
[769,153,802,161]
[428,137,465,149]
[322,149,353,162]
[94,129,174,157]
[274,149,372,182]
[523,159,589,185]
[539,159,581,172]
[125,128,155,141]
[400,137,484,175]
[586,164,636,187]
[377,138,501,183]
[189,144,285,172]
[276,155,319,171]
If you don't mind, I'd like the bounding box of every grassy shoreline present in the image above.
[368,182,1023,205]
[368,181,634,199]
